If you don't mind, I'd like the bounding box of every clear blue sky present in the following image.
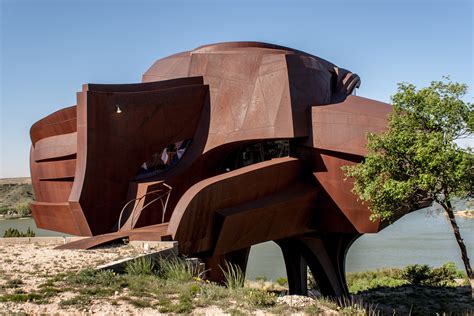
[1,0,472,178]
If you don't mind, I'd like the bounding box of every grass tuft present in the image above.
[221,261,245,290]
[125,256,155,276]
[158,256,198,281]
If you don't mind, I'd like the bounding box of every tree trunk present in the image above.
[444,198,473,296]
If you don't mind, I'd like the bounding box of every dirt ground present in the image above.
[0,242,154,314]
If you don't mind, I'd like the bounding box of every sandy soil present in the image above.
[0,242,154,314]
[0,243,256,315]
[0,242,341,315]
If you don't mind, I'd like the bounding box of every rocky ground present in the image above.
[0,238,472,314]
[0,242,140,314]
[0,242,343,315]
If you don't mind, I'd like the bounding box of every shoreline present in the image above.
[456,210,474,219]
[0,242,472,314]
[0,215,32,220]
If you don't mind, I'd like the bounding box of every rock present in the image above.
[277,295,315,308]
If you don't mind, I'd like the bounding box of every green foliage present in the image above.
[157,284,195,314]
[430,262,465,286]
[347,263,465,293]
[402,264,431,285]
[402,262,464,286]
[123,297,153,308]
[2,279,24,289]
[66,268,125,297]
[196,282,230,305]
[59,294,92,308]
[0,206,9,215]
[321,297,342,310]
[158,256,198,281]
[347,268,406,293]
[338,296,379,316]
[3,227,35,237]
[125,256,155,276]
[255,275,268,282]
[276,277,288,286]
[343,78,473,221]
[221,261,245,290]
[15,202,31,217]
[244,288,276,307]
[126,274,158,296]
[0,293,44,303]
[0,180,35,216]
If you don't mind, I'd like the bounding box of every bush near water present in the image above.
[3,227,36,238]
[0,178,34,218]
[346,262,467,293]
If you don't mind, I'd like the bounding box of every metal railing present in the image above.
[117,183,172,231]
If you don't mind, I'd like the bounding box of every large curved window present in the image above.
[221,139,290,171]
[135,139,191,180]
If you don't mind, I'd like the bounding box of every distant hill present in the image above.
[0,177,34,216]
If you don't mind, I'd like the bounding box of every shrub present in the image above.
[349,275,406,293]
[401,263,464,287]
[0,206,9,215]
[15,203,31,217]
[3,227,35,238]
[159,256,198,281]
[428,262,464,287]
[67,269,119,288]
[276,277,288,286]
[158,287,194,314]
[0,293,44,303]
[221,261,245,290]
[59,294,92,308]
[125,256,155,275]
[123,297,153,308]
[245,289,276,307]
[402,264,431,285]
[197,282,229,304]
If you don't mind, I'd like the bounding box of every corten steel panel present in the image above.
[35,159,76,180]
[32,133,77,162]
[36,180,74,203]
[57,223,169,250]
[311,95,391,156]
[31,202,82,235]
[69,83,209,235]
[30,42,429,297]
[30,77,209,236]
[167,157,315,254]
[30,106,77,145]
[213,182,318,254]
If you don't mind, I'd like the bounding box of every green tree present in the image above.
[343,78,473,287]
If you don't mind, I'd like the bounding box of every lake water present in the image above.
[0,217,66,237]
[246,209,474,280]
[1,208,473,281]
